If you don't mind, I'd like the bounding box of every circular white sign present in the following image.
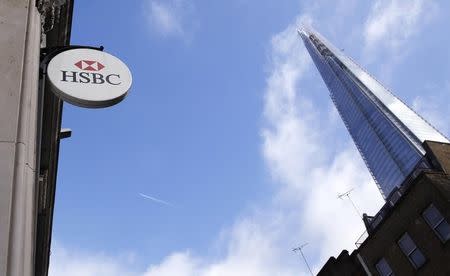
[47,48,132,108]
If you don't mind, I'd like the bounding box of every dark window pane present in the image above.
[375,258,393,276]
[436,221,450,241]
[398,234,415,254]
[423,205,442,227]
[410,249,426,268]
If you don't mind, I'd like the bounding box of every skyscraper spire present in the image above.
[299,27,449,198]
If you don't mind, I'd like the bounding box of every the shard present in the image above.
[299,27,449,198]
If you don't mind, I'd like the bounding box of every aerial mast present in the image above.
[338,188,362,218]
[293,243,314,276]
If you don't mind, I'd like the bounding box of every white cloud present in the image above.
[364,0,437,53]
[49,242,137,276]
[51,11,384,275]
[143,252,198,276]
[53,2,421,275]
[412,82,450,136]
[262,15,320,193]
[146,0,195,40]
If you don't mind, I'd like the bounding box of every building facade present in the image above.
[317,141,450,275]
[299,27,449,198]
[357,141,450,275]
[0,1,73,275]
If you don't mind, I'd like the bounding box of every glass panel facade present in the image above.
[299,28,449,198]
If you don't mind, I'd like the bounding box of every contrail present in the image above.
[139,193,173,207]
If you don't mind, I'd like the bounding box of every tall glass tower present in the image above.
[299,27,449,198]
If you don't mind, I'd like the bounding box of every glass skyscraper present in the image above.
[299,27,449,198]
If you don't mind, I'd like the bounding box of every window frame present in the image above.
[422,203,450,243]
[375,257,394,276]
[397,232,426,269]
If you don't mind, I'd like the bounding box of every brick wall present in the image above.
[358,172,450,275]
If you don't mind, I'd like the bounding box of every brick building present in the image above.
[317,250,365,276]
[357,171,450,275]
[318,141,450,275]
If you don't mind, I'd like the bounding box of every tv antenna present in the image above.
[338,188,361,218]
[293,243,314,276]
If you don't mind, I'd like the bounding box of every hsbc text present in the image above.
[60,71,121,85]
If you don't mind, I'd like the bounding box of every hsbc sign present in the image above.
[47,48,132,108]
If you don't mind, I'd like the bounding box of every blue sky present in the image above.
[49,1,450,275]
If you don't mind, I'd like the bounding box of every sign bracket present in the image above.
[40,45,104,74]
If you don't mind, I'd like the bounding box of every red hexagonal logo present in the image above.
[74,60,105,71]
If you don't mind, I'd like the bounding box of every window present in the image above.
[423,204,450,242]
[398,233,426,269]
[375,258,393,276]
